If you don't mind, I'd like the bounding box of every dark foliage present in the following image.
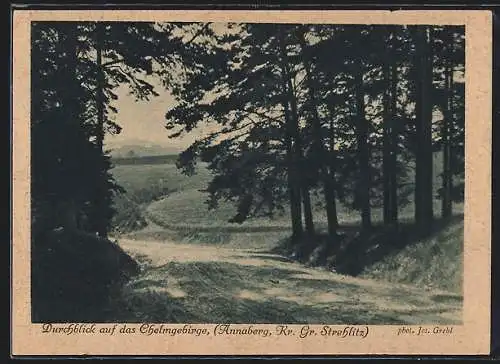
[30,21,209,321]
[31,229,139,322]
[165,23,465,241]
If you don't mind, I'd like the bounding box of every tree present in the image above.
[278,26,307,238]
[307,25,360,234]
[441,28,454,219]
[414,26,435,235]
[353,33,372,231]
[432,26,465,218]
[31,22,113,235]
[382,28,399,226]
[296,26,339,238]
[166,23,316,240]
[164,23,465,247]
[32,21,211,238]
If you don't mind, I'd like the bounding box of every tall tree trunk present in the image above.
[61,25,80,232]
[279,31,304,240]
[283,102,303,241]
[96,22,105,153]
[382,51,392,225]
[298,30,337,238]
[442,31,453,219]
[328,120,339,230]
[354,62,372,231]
[415,26,434,235]
[383,31,399,227]
[302,186,315,236]
[287,73,314,236]
[389,43,399,225]
[94,22,108,238]
[287,70,310,236]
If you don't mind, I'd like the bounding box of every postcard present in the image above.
[11,9,492,356]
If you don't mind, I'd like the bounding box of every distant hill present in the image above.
[107,142,181,159]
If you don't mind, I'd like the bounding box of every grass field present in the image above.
[110,153,463,232]
[110,154,463,292]
[107,154,464,323]
[110,162,212,233]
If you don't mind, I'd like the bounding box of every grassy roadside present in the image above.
[359,218,463,294]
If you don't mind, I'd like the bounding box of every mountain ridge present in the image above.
[107,141,182,158]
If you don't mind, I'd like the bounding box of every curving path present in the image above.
[111,232,463,325]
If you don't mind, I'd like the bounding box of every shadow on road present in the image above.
[107,258,462,325]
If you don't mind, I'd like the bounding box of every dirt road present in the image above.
[112,235,463,324]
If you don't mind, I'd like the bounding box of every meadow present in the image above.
[111,152,459,226]
[109,154,464,295]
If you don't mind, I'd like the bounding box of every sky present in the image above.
[104,82,204,151]
[104,72,463,154]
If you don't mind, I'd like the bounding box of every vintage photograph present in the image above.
[30,20,466,325]
[11,9,492,356]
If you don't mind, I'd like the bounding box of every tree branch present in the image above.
[245,109,285,125]
[101,58,126,68]
[185,23,212,46]
[221,121,254,134]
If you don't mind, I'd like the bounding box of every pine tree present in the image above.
[441,27,454,219]
[432,26,465,218]
[296,26,339,238]
[414,26,435,235]
[382,28,399,226]
[32,21,210,238]
[166,23,313,239]
[354,42,372,231]
[164,23,464,245]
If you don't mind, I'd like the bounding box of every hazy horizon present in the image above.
[104,78,206,152]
